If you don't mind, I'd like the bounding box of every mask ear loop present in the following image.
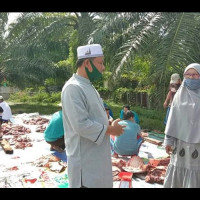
[85,59,95,74]
[89,59,95,69]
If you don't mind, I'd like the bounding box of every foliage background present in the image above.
[2,12,200,131]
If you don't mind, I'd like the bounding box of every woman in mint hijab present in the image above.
[163,63,200,188]
[44,107,65,153]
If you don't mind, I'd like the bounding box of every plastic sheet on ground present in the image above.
[0,113,68,188]
[1,113,168,188]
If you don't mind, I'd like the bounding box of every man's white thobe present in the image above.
[61,74,113,188]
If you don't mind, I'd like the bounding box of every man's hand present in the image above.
[107,118,126,136]
[111,118,121,126]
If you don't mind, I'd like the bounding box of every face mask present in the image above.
[184,78,200,90]
[85,59,102,82]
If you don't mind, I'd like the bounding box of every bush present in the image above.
[10,103,60,115]
[9,89,61,104]
[9,91,30,103]
[140,117,165,132]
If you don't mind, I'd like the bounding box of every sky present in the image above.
[8,12,21,24]
[4,12,22,37]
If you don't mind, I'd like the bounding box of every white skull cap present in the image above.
[77,44,103,59]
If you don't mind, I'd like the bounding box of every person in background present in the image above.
[120,104,139,124]
[61,44,125,188]
[163,63,200,188]
[44,103,65,153]
[3,77,7,87]
[0,96,12,123]
[105,106,114,125]
[0,106,4,139]
[104,102,113,118]
[110,110,143,158]
[163,73,182,125]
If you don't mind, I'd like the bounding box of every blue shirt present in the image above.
[44,110,64,142]
[104,102,113,118]
[120,110,139,124]
[113,120,141,155]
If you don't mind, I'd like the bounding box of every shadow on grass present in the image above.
[10,103,60,115]
[9,101,165,132]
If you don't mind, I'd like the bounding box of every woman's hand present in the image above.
[165,145,173,154]
[163,102,168,109]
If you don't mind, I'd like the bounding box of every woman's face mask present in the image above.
[184,78,200,90]
[183,68,200,90]
[85,59,102,82]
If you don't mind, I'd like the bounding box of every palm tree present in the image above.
[3,12,76,88]
[0,12,9,83]
[87,12,200,107]
[2,12,99,89]
[3,12,200,108]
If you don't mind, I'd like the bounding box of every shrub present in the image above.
[9,89,61,104]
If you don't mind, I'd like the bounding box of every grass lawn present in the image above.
[9,101,166,132]
[9,102,60,115]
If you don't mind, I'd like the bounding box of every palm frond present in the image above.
[112,13,162,79]
[3,12,76,87]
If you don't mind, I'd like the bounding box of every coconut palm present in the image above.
[3,12,200,108]
[0,12,9,82]
[87,12,200,107]
[2,12,76,88]
[2,12,99,89]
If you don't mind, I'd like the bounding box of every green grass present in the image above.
[9,102,60,115]
[9,100,166,132]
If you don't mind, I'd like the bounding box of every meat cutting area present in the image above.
[0,112,169,188]
[0,113,68,188]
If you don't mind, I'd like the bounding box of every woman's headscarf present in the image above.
[165,63,200,143]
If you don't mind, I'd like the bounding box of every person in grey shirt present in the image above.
[61,44,125,188]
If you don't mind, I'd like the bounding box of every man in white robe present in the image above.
[0,96,12,123]
[61,44,125,188]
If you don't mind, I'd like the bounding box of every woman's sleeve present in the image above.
[163,134,176,147]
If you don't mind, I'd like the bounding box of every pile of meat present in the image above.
[13,135,33,149]
[23,117,49,133]
[112,158,127,181]
[23,117,49,125]
[112,155,170,184]
[35,124,48,133]
[1,123,32,149]
[112,156,147,181]
[1,123,31,135]
[145,158,170,184]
